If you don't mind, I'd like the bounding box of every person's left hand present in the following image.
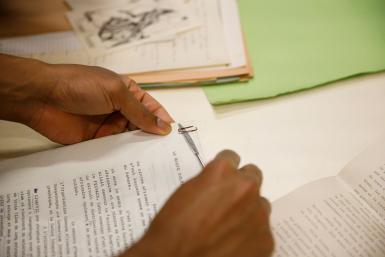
[14,63,173,144]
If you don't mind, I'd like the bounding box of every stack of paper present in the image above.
[0,0,252,87]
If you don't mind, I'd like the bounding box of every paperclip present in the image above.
[178,125,198,133]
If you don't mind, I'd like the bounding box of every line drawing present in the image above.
[85,8,184,47]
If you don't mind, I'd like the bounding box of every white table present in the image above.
[1,72,384,201]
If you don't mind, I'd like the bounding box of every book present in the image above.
[271,138,385,257]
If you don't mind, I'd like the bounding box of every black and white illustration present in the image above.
[88,8,179,47]
[68,1,200,53]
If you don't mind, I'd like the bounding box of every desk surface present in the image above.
[1,0,385,201]
[1,72,385,201]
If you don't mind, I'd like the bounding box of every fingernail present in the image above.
[157,117,171,134]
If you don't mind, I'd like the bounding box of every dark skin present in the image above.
[0,54,173,144]
[0,53,274,257]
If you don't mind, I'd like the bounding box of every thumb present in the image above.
[111,81,172,135]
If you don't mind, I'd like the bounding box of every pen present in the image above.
[178,123,205,168]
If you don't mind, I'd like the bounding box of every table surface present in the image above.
[1,0,385,201]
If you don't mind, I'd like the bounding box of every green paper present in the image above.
[203,0,385,105]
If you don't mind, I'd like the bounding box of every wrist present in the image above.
[0,54,52,123]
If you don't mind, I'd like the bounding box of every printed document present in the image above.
[271,139,385,257]
[0,127,202,257]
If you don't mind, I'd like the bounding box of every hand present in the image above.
[124,150,274,257]
[29,64,173,144]
[0,54,173,144]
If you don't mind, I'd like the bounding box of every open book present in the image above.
[271,138,385,257]
[1,125,384,257]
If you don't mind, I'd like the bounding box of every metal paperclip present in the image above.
[178,125,198,133]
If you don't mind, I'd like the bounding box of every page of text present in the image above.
[271,139,385,257]
[271,177,385,257]
[339,138,385,222]
[0,128,202,257]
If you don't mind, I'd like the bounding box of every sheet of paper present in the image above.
[203,0,385,105]
[66,0,126,10]
[0,126,202,257]
[271,177,385,257]
[217,0,246,69]
[338,138,385,221]
[0,32,83,56]
[0,0,229,74]
[125,0,251,85]
[66,0,246,70]
[67,0,201,54]
[271,139,385,257]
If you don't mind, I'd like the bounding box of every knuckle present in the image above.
[106,78,127,100]
[244,163,262,173]
[111,78,126,91]
[120,75,132,86]
[236,178,259,198]
[210,159,235,174]
[201,159,235,182]
[241,176,259,190]
[217,149,240,164]
[219,149,238,157]
[126,77,138,88]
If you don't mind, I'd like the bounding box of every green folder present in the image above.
[203,0,385,105]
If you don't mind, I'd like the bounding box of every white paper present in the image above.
[0,126,203,257]
[66,0,138,10]
[67,0,201,54]
[0,32,83,56]
[271,139,385,257]
[218,0,247,68]
[338,139,385,221]
[0,0,230,74]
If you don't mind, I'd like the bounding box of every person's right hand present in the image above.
[124,150,274,257]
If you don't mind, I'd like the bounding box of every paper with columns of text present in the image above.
[271,138,385,257]
[0,125,203,257]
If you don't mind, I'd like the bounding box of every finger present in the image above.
[214,150,241,169]
[141,93,174,123]
[260,197,271,215]
[111,80,172,135]
[126,122,138,131]
[123,76,174,123]
[94,112,128,138]
[239,164,263,187]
